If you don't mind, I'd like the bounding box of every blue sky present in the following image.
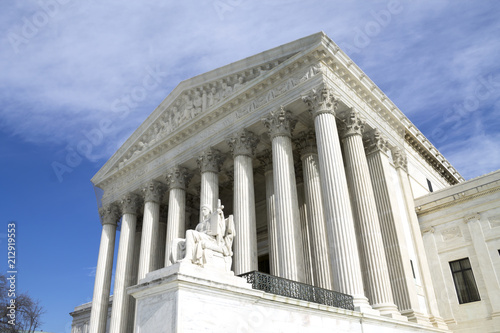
[1,1,499,332]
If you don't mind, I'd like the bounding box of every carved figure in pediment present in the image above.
[233,76,245,91]
[193,90,203,116]
[170,200,235,272]
[182,94,194,121]
[208,87,220,107]
[221,82,233,99]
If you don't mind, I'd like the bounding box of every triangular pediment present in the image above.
[92,32,327,185]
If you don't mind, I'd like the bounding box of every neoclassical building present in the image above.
[70,32,472,332]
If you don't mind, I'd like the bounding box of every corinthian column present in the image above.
[302,87,369,310]
[109,194,141,333]
[89,203,120,333]
[339,111,401,317]
[258,150,280,277]
[262,107,305,283]
[197,147,224,216]
[295,130,333,290]
[164,166,192,266]
[227,129,259,275]
[365,130,428,323]
[137,181,166,281]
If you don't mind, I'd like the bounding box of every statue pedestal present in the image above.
[128,263,449,333]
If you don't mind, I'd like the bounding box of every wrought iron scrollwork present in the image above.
[238,271,354,311]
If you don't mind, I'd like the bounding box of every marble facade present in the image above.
[70,32,469,332]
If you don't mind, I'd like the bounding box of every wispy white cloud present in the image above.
[0,0,499,179]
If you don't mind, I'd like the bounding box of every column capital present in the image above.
[257,149,273,173]
[99,203,120,226]
[142,180,166,203]
[294,130,317,156]
[120,193,141,215]
[364,129,389,156]
[226,129,260,157]
[302,86,339,118]
[464,212,481,223]
[339,109,365,138]
[392,148,408,172]
[262,106,297,139]
[165,166,193,190]
[197,147,224,173]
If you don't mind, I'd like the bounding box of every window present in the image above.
[427,178,433,192]
[449,258,481,304]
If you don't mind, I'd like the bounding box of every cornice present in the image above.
[415,173,500,216]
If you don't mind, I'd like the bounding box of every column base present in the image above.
[401,309,433,327]
[353,295,380,316]
[373,303,408,321]
[428,315,449,330]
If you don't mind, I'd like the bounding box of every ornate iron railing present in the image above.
[238,271,354,311]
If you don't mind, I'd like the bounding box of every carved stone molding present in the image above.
[464,213,481,223]
[120,193,141,215]
[294,130,317,156]
[262,106,297,139]
[257,149,273,173]
[302,86,339,118]
[364,129,389,156]
[99,203,121,226]
[392,148,408,172]
[338,109,365,138]
[142,180,166,203]
[165,166,193,190]
[226,129,260,157]
[197,147,224,173]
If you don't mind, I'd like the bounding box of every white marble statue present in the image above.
[171,200,235,272]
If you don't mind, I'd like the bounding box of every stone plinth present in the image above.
[129,263,449,333]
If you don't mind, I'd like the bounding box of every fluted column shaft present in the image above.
[263,107,305,282]
[261,152,280,277]
[303,88,368,308]
[340,112,399,316]
[198,148,224,215]
[297,131,334,290]
[127,219,142,331]
[365,131,420,317]
[89,204,120,333]
[137,181,165,281]
[165,188,185,264]
[228,130,259,275]
[297,178,313,285]
[109,194,140,333]
[165,167,192,266]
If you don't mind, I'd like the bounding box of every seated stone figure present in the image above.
[170,202,235,272]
